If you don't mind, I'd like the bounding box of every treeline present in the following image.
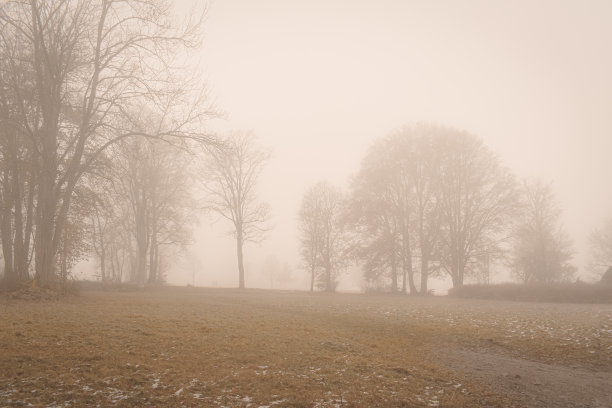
[0,0,215,288]
[2,2,611,293]
[299,124,611,293]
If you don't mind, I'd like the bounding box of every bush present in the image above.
[448,282,612,303]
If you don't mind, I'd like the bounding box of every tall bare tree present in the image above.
[511,180,575,284]
[299,186,324,292]
[299,181,347,292]
[409,129,444,293]
[0,0,212,287]
[346,139,405,292]
[90,135,196,285]
[589,218,612,278]
[437,130,518,288]
[347,125,447,294]
[202,132,271,289]
[0,20,37,287]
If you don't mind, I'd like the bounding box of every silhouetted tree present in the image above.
[260,255,294,289]
[298,189,323,292]
[299,181,347,292]
[437,130,518,288]
[93,134,196,285]
[346,138,406,292]
[202,132,271,289]
[511,181,575,284]
[588,218,612,278]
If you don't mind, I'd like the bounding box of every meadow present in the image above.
[1,287,610,407]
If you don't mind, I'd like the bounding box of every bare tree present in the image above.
[202,132,271,289]
[346,125,517,291]
[511,181,575,284]
[298,188,323,292]
[94,135,196,285]
[589,218,612,278]
[260,255,294,289]
[409,129,444,293]
[346,140,404,292]
[0,21,37,287]
[436,129,519,288]
[346,125,446,295]
[0,0,212,288]
[298,181,347,292]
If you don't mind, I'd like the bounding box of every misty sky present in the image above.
[169,0,612,290]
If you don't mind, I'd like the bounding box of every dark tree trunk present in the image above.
[310,263,315,292]
[390,245,398,292]
[135,186,148,286]
[451,269,464,288]
[237,230,245,289]
[420,256,429,294]
[405,250,417,295]
[325,264,332,292]
[1,169,15,285]
[148,217,158,284]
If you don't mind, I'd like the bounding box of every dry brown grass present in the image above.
[1,288,610,407]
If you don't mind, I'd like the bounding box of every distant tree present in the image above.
[347,125,513,291]
[298,181,347,292]
[437,130,518,288]
[588,218,612,278]
[602,267,612,285]
[511,181,575,284]
[298,187,323,292]
[202,132,271,289]
[260,255,294,289]
[113,136,196,285]
[85,132,196,286]
[393,125,445,293]
[346,138,406,293]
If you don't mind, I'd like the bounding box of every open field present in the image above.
[1,288,611,407]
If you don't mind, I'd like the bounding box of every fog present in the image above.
[2,2,612,406]
[166,0,612,291]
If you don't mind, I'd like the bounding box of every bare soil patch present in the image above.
[1,288,610,407]
[443,348,611,408]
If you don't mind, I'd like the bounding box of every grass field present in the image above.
[1,288,611,407]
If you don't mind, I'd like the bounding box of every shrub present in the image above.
[448,282,612,303]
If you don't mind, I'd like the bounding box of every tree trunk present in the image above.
[135,186,148,286]
[390,245,398,292]
[310,263,315,292]
[148,218,158,284]
[420,257,429,294]
[451,269,464,288]
[10,135,27,282]
[401,259,407,293]
[35,171,58,288]
[21,173,35,281]
[236,233,245,289]
[405,249,417,295]
[60,228,68,281]
[1,170,16,285]
[99,242,106,283]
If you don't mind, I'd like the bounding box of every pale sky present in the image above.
[169,0,612,290]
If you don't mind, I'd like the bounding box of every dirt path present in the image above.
[442,346,612,408]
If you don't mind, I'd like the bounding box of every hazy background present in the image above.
[167,0,612,292]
